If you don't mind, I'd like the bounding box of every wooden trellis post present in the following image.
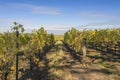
[82,38,87,57]
[16,30,19,80]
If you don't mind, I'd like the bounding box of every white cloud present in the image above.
[76,21,120,30]
[78,12,117,18]
[0,3,61,15]
[27,4,61,15]
[0,18,120,34]
[0,18,72,34]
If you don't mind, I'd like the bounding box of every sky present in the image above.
[0,0,120,34]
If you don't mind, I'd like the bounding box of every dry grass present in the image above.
[45,47,120,80]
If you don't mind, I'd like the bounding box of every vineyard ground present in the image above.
[18,41,120,80]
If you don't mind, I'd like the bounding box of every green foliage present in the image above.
[64,28,120,52]
[29,27,54,53]
[0,32,16,79]
[0,22,55,80]
[83,28,120,46]
[64,28,83,52]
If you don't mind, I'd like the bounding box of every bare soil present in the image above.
[18,42,120,80]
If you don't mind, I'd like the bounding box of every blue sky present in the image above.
[0,0,120,34]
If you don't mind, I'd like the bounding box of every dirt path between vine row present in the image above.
[19,41,120,80]
[44,43,120,80]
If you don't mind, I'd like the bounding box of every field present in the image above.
[0,23,120,80]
